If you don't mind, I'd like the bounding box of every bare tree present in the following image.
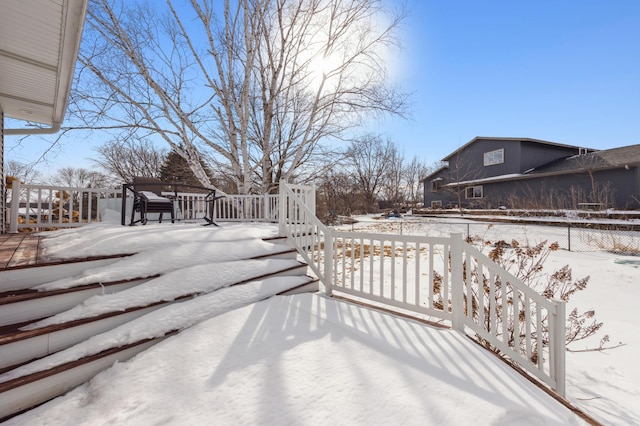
[5,160,42,184]
[403,156,430,207]
[69,0,408,194]
[347,134,395,213]
[380,144,404,208]
[93,137,166,183]
[49,167,110,188]
[317,169,362,222]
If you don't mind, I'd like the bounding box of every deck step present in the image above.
[0,302,169,372]
[0,234,316,421]
[0,255,132,292]
[0,278,155,328]
[0,247,298,329]
[0,336,166,422]
[0,261,309,372]
[277,277,319,295]
[0,273,317,421]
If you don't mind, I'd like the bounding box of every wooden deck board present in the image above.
[0,234,44,270]
[0,233,134,272]
[7,236,41,269]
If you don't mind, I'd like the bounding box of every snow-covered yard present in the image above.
[337,215,640,425]
[3,213,639,425]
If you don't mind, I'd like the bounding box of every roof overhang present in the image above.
[0,0,88,134]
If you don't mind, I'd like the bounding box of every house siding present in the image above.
[423,168,459,208]
[1,111,4,233]
[445,139,583,183]
[446,139,522,181]
[422,137,640,210]
[467,168,640,210]
[520,142,579,172]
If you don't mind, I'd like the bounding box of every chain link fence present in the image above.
[337,218,640,254]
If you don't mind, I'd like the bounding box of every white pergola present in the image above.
[0,0,88,232]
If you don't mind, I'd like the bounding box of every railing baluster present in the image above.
[402,242,408,304]
[359,236,365,293]
[369,237,374,295]
[489,270,496,333]
[525,295,532,362]
[428,243,434,309]
[379,239,384,297]
[536,305,543,370]
[390,240,396,300]
[501,280,508,343]
[513,289,520,351]
[415,242,421,308]
[479,263,486,327]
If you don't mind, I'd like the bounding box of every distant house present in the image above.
[422,137,640,210]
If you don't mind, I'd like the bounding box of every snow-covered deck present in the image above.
[0,221,592,425]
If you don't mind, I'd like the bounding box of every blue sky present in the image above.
[375,0,640,165]
[5,0,640,173]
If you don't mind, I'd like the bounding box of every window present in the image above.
[465,185,483,199]
[430,178,442,192]
[483,149,504,166]
[431,200,442,209]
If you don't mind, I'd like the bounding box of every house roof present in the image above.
[443,144,640,187]
[441,136,590,161]
[420,165,449,183]
[0,0,88,132]
[528,143,640,175]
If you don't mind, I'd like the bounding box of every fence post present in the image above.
[9,180,20,233]
[551,299,566,396]
[324,226,334,296]
[567,224,571,251]
[450,233,464,331]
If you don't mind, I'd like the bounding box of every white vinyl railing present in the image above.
[7,181,122,232]
[214,194,279,222]
[329,231,454,321]
[167,192,278,222]
[279,182,330,285]
[278,181,566,396]
[7,182,280,231]
[455,239,566,395]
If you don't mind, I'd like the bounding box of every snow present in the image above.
[3,217,639,425]
[34,239,294,291]
[1,277,308,384]
[4,294,582,426]
[22,258,301,330]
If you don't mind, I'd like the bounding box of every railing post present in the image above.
[450,233,464,331]
[121,185,128,226]
[278,180,287,235]
[551,299,566,396]
[309,182,316,216]
[263,193,269,222]
[324,226,333,296]
[9,180,20,233]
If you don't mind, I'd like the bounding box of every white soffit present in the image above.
[0,0,88,128]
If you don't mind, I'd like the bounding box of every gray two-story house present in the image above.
[422,137,640,210]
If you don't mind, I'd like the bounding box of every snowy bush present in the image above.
[463,238,619,360]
